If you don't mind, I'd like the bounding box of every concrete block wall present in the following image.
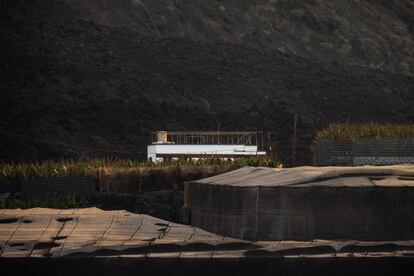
[314,140,353,166]
[314,138,414,166]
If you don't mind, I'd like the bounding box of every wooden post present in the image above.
[96,168,101,193]
[256,134,258,147]
[138,168,142,194]
[217,121,220,144]
[292,114,298,166]
[272,143,277,161]
[105,169,110,193]
[267,131,271,155]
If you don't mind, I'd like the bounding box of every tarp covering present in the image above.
[192,165,414,187]
[185,165,414,240]
[1,208,414,259]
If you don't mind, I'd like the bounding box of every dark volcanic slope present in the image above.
[65,0,414,74]
[0,0,413,164]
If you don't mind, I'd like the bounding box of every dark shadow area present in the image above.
[33,242,61,250]
[9,243,25,247]
[1,257,414,276]
[67,242,261,257]
[339,243,414,253]
[244,246,337,257]
[154,223,169,227]
[52,236,67,241]
[0,218,18,224]
[56,217,73,223]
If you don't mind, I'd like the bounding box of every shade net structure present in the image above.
[2,208,414,260]
[185,165,414,241]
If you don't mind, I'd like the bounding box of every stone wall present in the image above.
[314,138,414,166]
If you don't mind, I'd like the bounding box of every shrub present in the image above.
[387,32,404,47]
[320,41,334,50]
[0,194,89,209]
[313,122,414,144]
[290,8,305,18]
[390,20,408,36]
[0,157,282,192]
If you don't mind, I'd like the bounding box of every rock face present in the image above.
[0,1,413,163]
[185,166,414,240]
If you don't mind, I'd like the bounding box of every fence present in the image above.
[2,176,98,198]
[314,138,414,166]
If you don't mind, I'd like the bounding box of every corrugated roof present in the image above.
[191,165,414,187]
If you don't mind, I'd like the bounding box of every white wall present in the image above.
[147,144,266,161]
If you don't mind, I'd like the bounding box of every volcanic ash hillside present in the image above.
[0,0,413,163]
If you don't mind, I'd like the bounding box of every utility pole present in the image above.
[267,131,271,156]
[217,121,220,144]
[272,144,277,161]
[292,114,298,166]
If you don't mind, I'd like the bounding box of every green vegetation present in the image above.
[0,194,88,209]
[217,5,226,12]
[0,157,280,181]
[389,20,408,36]
[313,123,414,143]
[399,57,414,76]
[290,8,305,18]
[0,157,281,193]
[320,41,334,50]
[387,32,404,47]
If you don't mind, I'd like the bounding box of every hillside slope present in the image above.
[65,0,414,74]
[0,0,413,164]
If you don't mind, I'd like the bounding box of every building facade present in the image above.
[147,131,267,162]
